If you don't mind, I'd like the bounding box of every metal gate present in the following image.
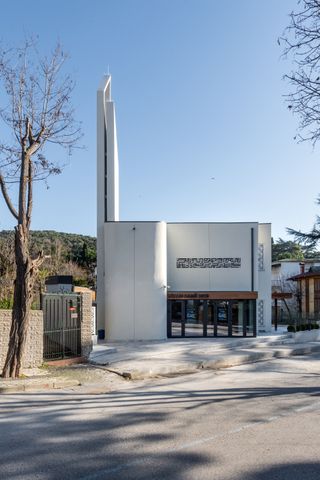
[42,293,81,360]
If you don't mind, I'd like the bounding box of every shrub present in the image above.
[296,325,301,332]
[287,325,296,333]
[0,298,13,309]
[313,323,320,329]
[300,324,306,331]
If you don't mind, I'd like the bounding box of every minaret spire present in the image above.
[96,74,119,330]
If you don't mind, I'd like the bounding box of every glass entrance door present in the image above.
[184,300,205,336]
[216,301,229,336]
[168,299,256,338]
[231,301,244,336]
[207,300,216,336]
[171,300,184,337]
[204,300,230,336]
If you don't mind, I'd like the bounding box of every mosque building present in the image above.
[97,76,271,340]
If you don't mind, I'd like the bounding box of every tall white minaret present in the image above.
[97,75,119,331]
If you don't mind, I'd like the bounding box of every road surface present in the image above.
[0,354,320,479]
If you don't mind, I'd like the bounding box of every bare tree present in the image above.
[280,1,320,243]
[281,0,320,145]
[0,39,81,378]
[272,273,301,319]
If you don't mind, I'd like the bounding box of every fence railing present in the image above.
[43,293,81,360]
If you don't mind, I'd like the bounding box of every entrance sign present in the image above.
[168,291,258,300]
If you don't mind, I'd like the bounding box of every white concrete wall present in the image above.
[167,223,258,292]
[258,224,272,333]
[104,222,167,340]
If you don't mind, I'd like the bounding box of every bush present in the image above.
[314,323,320,329]
[0,298,13,309]
[296,325,301,332]
[287,325,296,333]
[300,324,306,331]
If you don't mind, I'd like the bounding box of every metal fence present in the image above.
[42,293,81,360]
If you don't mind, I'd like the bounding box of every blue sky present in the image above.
[0,0,319,240]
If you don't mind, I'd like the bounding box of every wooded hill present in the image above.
[0,229,96,266]
[0,230,96,307]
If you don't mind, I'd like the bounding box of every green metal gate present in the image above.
[43,293,81,360]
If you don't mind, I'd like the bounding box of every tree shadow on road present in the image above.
[0,398,211,480]
[0,382,320,479]
[1,384,320,412]
[241,462,320,480]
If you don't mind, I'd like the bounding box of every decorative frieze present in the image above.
[258,244,265,271]
[258,299,264,326]
[176,257,241,269]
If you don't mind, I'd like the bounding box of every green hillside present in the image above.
[0,229,96,264]
[0,230,96,306]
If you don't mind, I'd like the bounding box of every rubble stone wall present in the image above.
[0,310,43,370]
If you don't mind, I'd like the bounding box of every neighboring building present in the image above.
[97,76,272,340]
[289,265,320,318]
[272,259,320,316]
[45,275,73,294]
[272,259,320,291]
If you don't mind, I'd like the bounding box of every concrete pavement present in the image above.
[1,332,319,393]
[89,334,320,379]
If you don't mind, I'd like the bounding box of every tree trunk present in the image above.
[1,225,34,378]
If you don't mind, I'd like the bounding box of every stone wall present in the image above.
[80,292,93,358]
[0,310,43,371]
[0,291,93,371]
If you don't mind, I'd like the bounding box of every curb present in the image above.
[118,364,200,380]
[0,378,81,394]
[202,351,274,370]
[103,344,320,380]
[289,343,320,356]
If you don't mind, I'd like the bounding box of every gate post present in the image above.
[80,292,93,358]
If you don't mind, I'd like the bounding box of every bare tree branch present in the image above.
[280,0,320,145]
[0,173,18,219]
[280,2,320,247]
[26,159,33,229]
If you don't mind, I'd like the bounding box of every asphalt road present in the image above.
[0,354,320,480]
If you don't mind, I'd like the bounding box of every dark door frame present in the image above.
[167,299,257,338]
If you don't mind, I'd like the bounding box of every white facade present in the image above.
[104,222,167,340]
[97,76,272,339]
[101,221,272,338]
[167,223,258,292]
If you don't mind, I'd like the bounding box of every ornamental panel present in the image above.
[176,257,241,269]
